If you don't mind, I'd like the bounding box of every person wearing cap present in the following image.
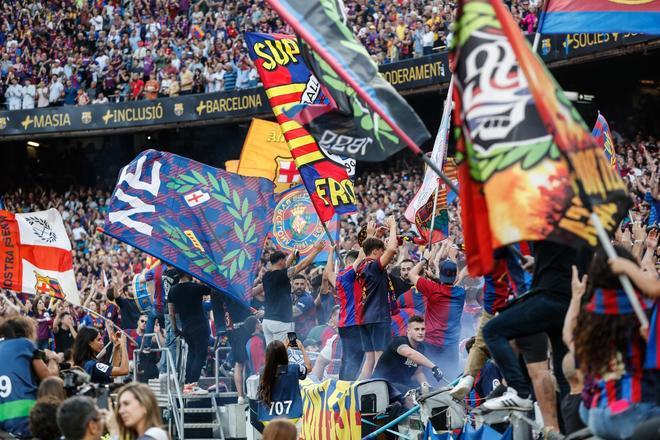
[56,396,106,440]
[407,254,466,381]
[574,246,658,440]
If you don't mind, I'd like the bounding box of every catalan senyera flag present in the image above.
[236,118,301,193]
[0,208,80,304]
[591,113,619,173]
[300,379,362,440]
[405,82,456,244]
[245,32,356,223]
[452,0,631,275]
[541,0,660,35]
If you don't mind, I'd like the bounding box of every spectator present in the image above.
[36,80,49,108]
[63,80,77,106]
[262,242,325,345]
[5,76,22,110]
[92,92,109,104]
[179,65,194,95]
[144,73,160,100]
[0,315,59,437]
[76,88,91,106]
[168,73,180,97]
[48,75,64,106]
[262,419,297,440]
[37,376,67,403]
[29,396,63,440]
[167,270,211,394]
[222,62,238,92]
[130,73,145,101]
[56,396,106,440]
[292,274,316,340]
[244,315,266,378]
[22,78,35,109]
[72,326,129,384]
[257,339,311,422]
[116,382,169,440]
[356,216,398,380]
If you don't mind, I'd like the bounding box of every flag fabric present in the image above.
[225,160,239,173]
[271,186,338,263]
[452,0,630,275]
[591,113,619,173]
[102,149,275,307]
[236,118,302,193]
[266,0,431,162]
[540,0,660,35]
[300,378,362,440]
[0,208,80,304]
[245,32,356,223]
[405,84,456,244]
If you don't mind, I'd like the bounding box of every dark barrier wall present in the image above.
[0,33,656,138]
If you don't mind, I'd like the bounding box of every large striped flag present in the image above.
[540,0,660,34]
[452,0,631,275]
[245,32,356,223]
[0,209,80,304]
[591,113,619,173]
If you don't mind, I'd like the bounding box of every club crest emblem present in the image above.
[81,111,92,124]
[174,103,184,116]
[34,271,65,299]
[272,188,324,254]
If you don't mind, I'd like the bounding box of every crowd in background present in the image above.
[0,0,542,110]
[0,126,657,439]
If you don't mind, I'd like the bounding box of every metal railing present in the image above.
[134,333,185,439]
[214,345,232,393]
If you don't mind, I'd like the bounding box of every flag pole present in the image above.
[590,211,649,329]
[267,0,458,194]
[321,220,345,268]
[427,185,440,250]
[532,0,549,52]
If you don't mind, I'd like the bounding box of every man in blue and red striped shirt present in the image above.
[408,258,466,381]
[326,249,365,381]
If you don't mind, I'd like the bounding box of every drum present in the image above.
[133,274,153,313]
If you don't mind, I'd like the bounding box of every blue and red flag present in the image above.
[591,113,619,173]
[245,32,356,223]
[102,150,275,307]
[541,0,660,34]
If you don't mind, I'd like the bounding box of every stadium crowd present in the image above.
[0,124,658,439]
[0,0,542,110]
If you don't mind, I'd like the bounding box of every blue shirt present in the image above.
[357,259,396,324]
[258,364,306,421]
[0,338,38,437]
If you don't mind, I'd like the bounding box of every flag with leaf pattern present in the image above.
[102,150,276,306]
[452,0,630,275]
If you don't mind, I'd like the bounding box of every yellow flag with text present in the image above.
[237,118,301,193]
[300,379,362,440]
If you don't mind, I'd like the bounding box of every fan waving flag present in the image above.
[541,0,660,35]
[405,82,456,244]
[591,113,619,173]
[102,150,276,307]
[0,209,80,304]
[265,0,431,162]
[452,0,630,275]
[245,32,356,223]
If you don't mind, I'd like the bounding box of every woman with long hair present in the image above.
[72,326,129,384]
[115,382,169,440]
[257,339,312,422]
[574,246,659,440]
[262,419,297,440]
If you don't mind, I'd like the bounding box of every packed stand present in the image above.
[1,130,657,439]
[0,0,543,110]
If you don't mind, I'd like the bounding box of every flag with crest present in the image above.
[0,208,79,304]
[452,0,630,275]
[245,32,356,223]
[591,113,619,173]
[102,150,276,307]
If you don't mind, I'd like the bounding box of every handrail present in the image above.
[134,332,185,439]
[214,345,232,393]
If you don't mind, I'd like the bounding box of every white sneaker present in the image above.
[190,386,209,395]
[482,387,533,411]
[450,375,474,400]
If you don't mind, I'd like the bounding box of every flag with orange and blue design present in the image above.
[245,32,356,223]
[591,113,619,174]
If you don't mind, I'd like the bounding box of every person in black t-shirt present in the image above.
[372,315,442,396]
[262,241,326,345]
[168,270,211,393]
[107,285,140,331]
[53,310,77,354]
